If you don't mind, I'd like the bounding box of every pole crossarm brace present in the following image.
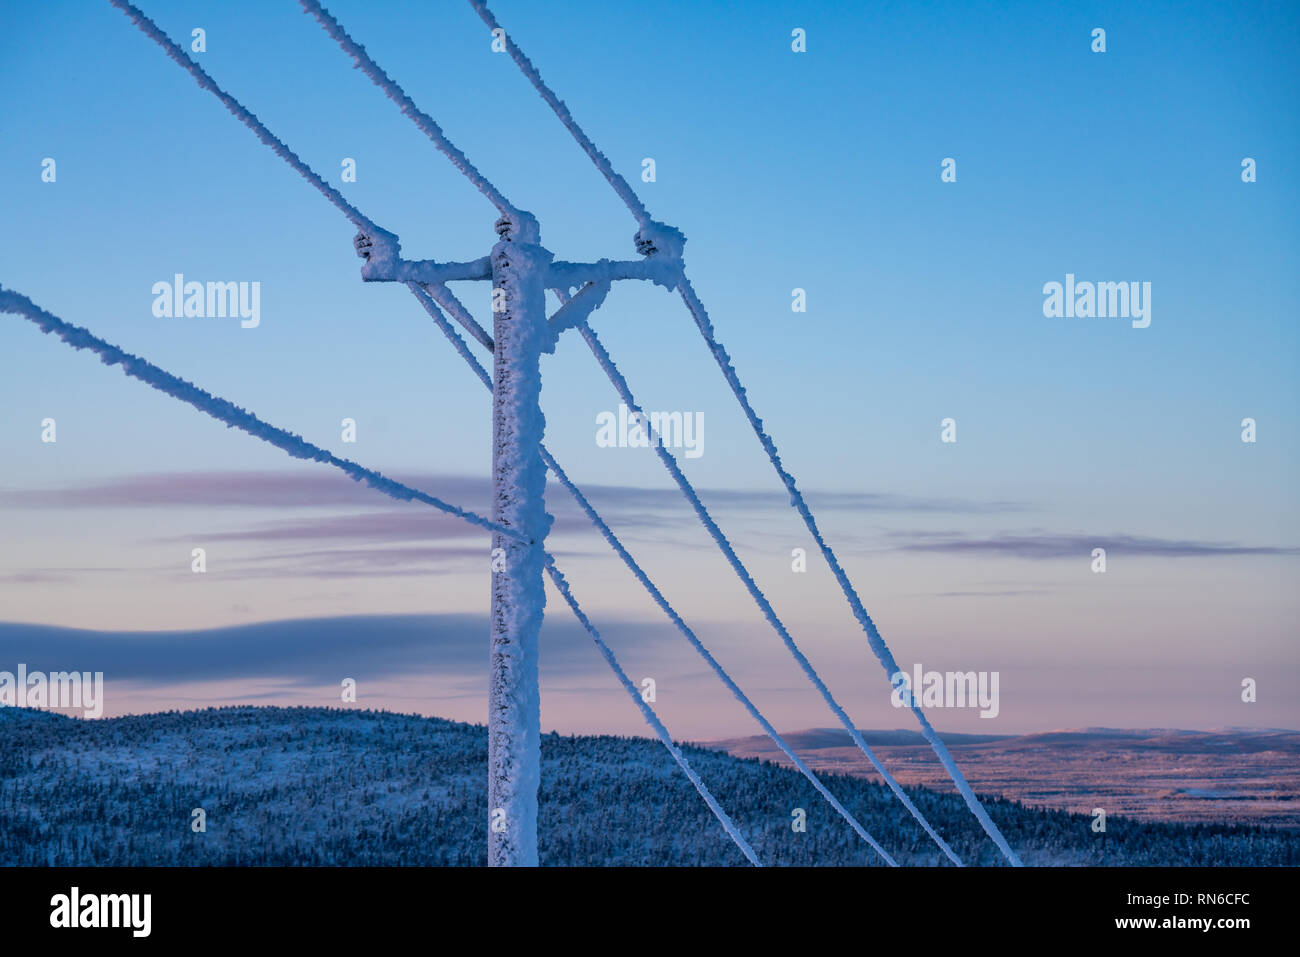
[543,281,609,352]
[420,282,495,353]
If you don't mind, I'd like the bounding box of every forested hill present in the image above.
[1,706,1294,866]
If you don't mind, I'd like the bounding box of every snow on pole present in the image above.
[576,317,964,865]
[0,286,516,540]
[486,214,553,867]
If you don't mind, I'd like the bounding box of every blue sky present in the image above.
[1,0,1297,736]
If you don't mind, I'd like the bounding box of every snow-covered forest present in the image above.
[2,706,1294,867]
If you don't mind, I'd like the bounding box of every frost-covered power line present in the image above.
[678,276,1024,866]
[106,1,762,867]
[109,0,378,234]
[544,557,761,866]
[473,0,1021,865]
[97,0,1021,866]
[427,282,898,864]
[574,313,960,864]
[466,0,652,229]
[295,0,952,861]
[298,0,518,218]
[2,282,760,867]
[411,278,886,862]
[0,285,510,539]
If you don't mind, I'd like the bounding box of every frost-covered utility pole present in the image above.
[485,210,551,867]
[353,214,681,866]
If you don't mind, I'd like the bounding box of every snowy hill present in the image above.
[1,706,1294,866]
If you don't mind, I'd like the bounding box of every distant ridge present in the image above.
[705,726,1300,827]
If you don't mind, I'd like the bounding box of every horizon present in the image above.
[6,698,1297,740]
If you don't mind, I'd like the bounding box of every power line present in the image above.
[0,285,513,540]
[544,557,761,866]
[3,282,760,867]
[575,312,961,864]
[291,0,954,862]
[299,0,518,218]
[466,0,652,229]
[422,281,898,864]
[677,276,1025,866]
[100,0,1022,865]
[108,1,759,866]
[474,0,1020,865]
[290,0,916,860]
[109,0,378,233]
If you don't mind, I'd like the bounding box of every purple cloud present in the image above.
[1,470,1028,515]
[0,614,677,684]
[890,532,1298,558]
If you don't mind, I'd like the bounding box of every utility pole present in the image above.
[353,214,679,866]
[487,211,552,867]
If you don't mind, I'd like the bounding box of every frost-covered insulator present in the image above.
[496,209,540,244]
[354,226,402,280]
[634,220,686,262]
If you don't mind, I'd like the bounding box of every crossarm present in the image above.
[355,230,682,291]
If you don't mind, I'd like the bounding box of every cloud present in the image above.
[575,486,1029,515]
[1,470,1028,516]
[931,589,1048,598]
[0,470,486,511]
[214,545,491,580]
[0,470,1034,581]
[0,614,675,685]
[177,511,498,545]
[170,506,605,547]
[0,469,1032,569]
[203,544,601,580]
[0,571,74,584]
[889,532,1299,559]
[0,567,143,584]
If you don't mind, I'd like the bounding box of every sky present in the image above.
[1,0,1297,739]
